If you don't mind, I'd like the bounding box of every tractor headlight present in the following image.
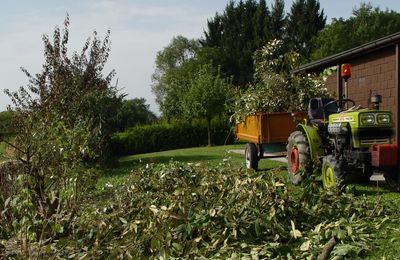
[360,113,375,125]
[377,113,391,124]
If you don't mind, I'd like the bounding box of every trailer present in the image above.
[236,112,306,170]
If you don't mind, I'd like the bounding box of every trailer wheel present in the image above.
[287,131,310,184]
[245,143,258,170]
[322,155,344,189]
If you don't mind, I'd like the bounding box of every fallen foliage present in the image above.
[2,161,397,259]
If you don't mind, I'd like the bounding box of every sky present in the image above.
[1,0,400,114]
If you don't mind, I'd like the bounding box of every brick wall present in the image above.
[324,47,396,111]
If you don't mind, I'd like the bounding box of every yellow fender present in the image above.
[296,123,325,160]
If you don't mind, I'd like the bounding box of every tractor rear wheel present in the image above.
[322,155,345,189]
[245,143,258,170]
[287,131,311,184]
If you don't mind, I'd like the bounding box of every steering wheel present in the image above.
[323,98,355,113]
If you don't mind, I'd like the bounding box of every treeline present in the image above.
[152,0,400,124]
[111,0,400,154]
[312,3,400,60]
[152,0,326,123]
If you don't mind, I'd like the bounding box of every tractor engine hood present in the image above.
[328,108,394,148]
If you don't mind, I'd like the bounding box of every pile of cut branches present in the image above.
[6,161,394,259]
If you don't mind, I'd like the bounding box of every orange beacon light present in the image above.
[341,63,351,79]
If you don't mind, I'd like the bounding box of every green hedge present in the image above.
[0,111,15,139]
[110,121,234,156]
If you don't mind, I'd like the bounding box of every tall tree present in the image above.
[183,64,231,146]
[312,3,400,60]
[286,0,326,60]
[202,0,267,87]
[151,36,200,119]
[253,0,270,49]
[269,0,286,40]
[117,98,157,131]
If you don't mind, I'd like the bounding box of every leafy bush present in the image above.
[10,162,395,259]
[0,16,121,256]
[110,120,234,156]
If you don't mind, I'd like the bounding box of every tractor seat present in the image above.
[308,98,337,123]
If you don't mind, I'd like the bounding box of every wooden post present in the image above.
[337,64,343,99]
[396,44,400,160]
[394,42,400,185]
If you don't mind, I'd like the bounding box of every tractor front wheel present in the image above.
[287,131,311,184]
[245,143,258,170]
[322,155,344,189]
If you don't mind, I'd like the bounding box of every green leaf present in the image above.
[255,221,261,237]
[300,240,311,251]
[119,217,127,225]
[333,244,361,257]
[4,197,11,208]
[291,220,302,239]
[172,242,183,251]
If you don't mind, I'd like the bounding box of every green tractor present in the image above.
[287,64,398,188]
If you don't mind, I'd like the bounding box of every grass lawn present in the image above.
[98,144,286,191]
[0,142,6,161]
[95,144,400,259]
[0,142,5,155]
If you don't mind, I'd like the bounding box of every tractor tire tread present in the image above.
[287,131,311,185]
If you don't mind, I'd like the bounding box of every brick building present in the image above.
[292,32,400,146]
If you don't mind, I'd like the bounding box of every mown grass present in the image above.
[0,142,5,155]
[97,144,286,191]
[0,142,6,161]
[96,144,400,259]
[350,182,400,259]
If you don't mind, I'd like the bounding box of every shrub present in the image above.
[110,120,234,156]
[0,16,121,255]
